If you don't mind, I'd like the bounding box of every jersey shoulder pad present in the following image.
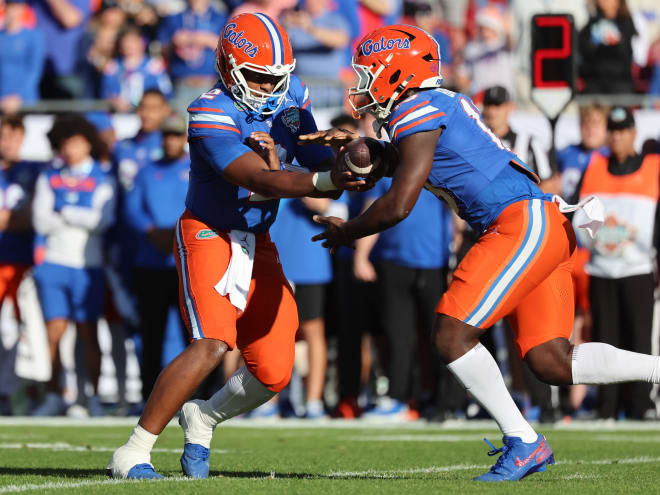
[387,89,450,142]
[187,87,242,138]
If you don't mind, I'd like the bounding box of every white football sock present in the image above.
[447,343,537,443]
[200,365,275,428]
[107,425,158,477]
[572,343,660,384]
[125,424,158,454]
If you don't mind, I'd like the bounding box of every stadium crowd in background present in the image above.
[0,0,660,423]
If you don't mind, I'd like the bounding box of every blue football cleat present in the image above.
[474,434,555,482]
[180,443,210,478]
[125,463,164,479]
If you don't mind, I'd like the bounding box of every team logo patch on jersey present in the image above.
[362,37,410,56]
[223,23,258,58]
[282,107,300,133]
[196,229,219,240]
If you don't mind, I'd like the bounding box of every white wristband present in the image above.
[312,171,337,192]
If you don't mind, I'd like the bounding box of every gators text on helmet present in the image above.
[216,13,296,115]
[348,25,443,121]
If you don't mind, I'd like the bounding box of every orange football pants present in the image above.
[174,210,299,392]
[438,198,577,358]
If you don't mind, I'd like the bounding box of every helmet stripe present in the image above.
[254,13,282,65]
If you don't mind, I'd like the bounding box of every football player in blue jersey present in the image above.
[107,12,369,480]
[303,25,660,481]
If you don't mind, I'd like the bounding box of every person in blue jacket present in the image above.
[123,113,190,400]
[0,0,44,113]
[0,115,43,415]
[156,0,227,115]
[101,25,173,113]
[113,89,170,191]
[355,176,457,419]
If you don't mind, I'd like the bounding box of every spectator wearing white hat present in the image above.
[458,5,515,98]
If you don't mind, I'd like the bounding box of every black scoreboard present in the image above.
[530,14,575,119]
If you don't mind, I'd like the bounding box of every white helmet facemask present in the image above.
[220,53,295,115]
[348,54,411,122]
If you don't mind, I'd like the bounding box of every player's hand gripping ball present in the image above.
[337,138,394,184]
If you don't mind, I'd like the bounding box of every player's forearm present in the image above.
[0,210,10,232]
[245,170,319,199]
[359,0,393,15]
[45,0,83,28]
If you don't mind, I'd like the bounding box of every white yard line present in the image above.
[0,442,230,455]
[592,434,660,443]
[328,456,660,478]
[0,477,198,494]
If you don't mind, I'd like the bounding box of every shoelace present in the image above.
[483,438,509,471]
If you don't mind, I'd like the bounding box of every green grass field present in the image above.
[1,419,659,494]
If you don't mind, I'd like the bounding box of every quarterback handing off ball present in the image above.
[338,137,394,183]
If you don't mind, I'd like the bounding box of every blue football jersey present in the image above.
[386,88,545,232]
[186,75,333,233]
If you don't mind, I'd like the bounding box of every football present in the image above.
[338,137,392,182]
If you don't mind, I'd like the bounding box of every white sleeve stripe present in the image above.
[303,86,309,102]
[189,113,237,126]
[390,105,440,135]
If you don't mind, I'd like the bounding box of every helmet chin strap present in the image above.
[263,96,281,113]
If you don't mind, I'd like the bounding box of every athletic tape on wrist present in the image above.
[312,171,337,192]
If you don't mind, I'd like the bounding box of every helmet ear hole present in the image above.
[389,69,401,85]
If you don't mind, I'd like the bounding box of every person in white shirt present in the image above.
[31,115,116,417]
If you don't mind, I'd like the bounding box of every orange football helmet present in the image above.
[348,25,443,121]
[216,13,295,114]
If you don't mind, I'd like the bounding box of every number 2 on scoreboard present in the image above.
[533,16,571,88]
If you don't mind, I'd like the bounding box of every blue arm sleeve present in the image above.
[190,134,252,175]
[388,105,447,145]
[123,172,152,232]
[292,107,334,170]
